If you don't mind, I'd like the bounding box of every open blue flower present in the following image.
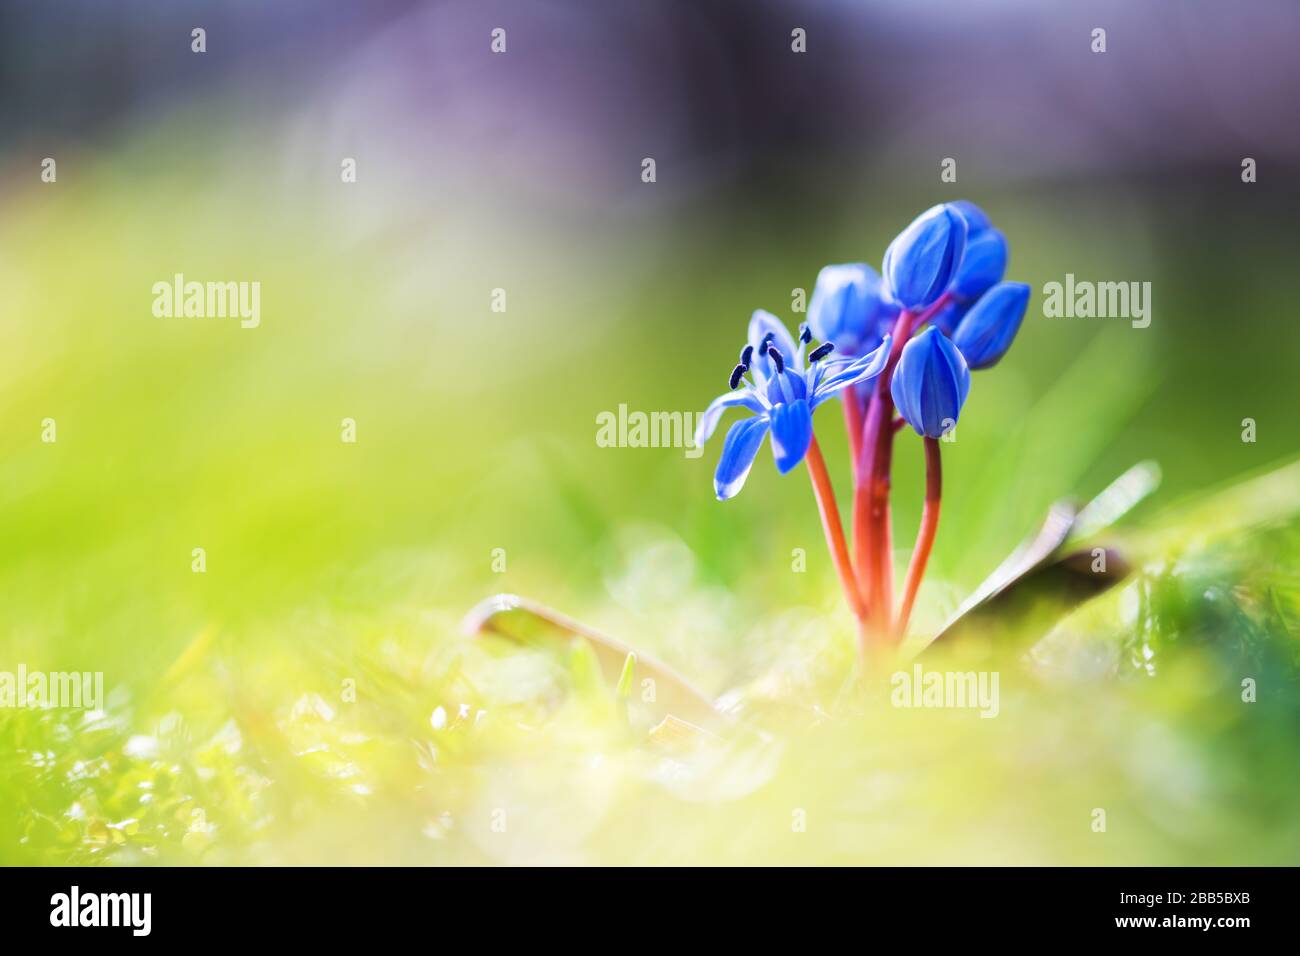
[697,310,891,499]
[806,263,899,358]
[890,326,970,439]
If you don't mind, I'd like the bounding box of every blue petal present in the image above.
[891,347,923,435]
[810,335,891,408]
[806,264,896,356]
[950,199,992,236]
[714,416,771,500]
[929,297,970,337]
[765,367,808,406]
[746,310,800,382]
[695,389,766,448]
[890,327,970,438]
[768,399,813,474]
[882,205,968,310]
[949,228,1007,301]
[952,282,1031,370]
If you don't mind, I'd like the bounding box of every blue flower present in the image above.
[697,310,891,499]
[890,326,970,439]
[949,199,992,235]
[908,200,1006,323]
[928,297,970,337]
[924,201,1007,333]
[882,204,967,310]
[806,263,899,357]
[952,281,1030,370]
[949,227,1007,301]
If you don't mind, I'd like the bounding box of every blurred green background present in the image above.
[2,0,1299,865]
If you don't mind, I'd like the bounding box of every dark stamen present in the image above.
[739,344,754,369]
[809,342,835,363]
[767,344,785,374]
[760,331,775,354]
[799,323,812,344]
[728,364,747,389]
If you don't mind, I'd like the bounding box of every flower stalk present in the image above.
[842,392,865,484]
[852,303,927,646]
[895,436,942,640]
[804,436,867,624]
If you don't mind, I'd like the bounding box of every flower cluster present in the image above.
[697,201,1032,659]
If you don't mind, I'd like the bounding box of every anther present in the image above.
[728,364,747,389]
[739,344,754,369]
[799,323,812,344]
[767,344,785,374]
[809,342,835,363]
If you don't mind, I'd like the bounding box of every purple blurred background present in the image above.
[5,0,1299,194]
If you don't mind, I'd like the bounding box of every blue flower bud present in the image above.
[806,263,899,356]
[948,228,1007,301]
[928,297,970,337]
[949,199,992,236]
[890,326,970,438]
[882,204,967,310]
[951,281,1030,370]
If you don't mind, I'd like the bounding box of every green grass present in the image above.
[2,130,1299,865]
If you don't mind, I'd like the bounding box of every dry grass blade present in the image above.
[461,593,723,728]
[919,462,1159,659]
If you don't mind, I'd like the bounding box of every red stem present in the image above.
[853,311,917,640]
[850,293,953,649]
[804,435,867,623]
[852,395,884,644]
[842,393,865,485]
[894,437,942,640]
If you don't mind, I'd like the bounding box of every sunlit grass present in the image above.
[2,128,1299,864]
